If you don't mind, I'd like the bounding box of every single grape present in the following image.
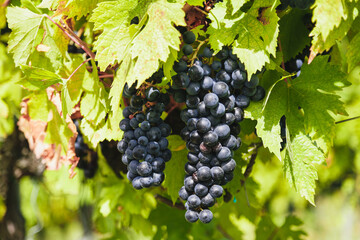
[152,157,165,173]
[183,31,196,44]
[194,183,209,197]
[216,70,231,84]
[179,186,190,200]
[133,145,147,160]
[183,44,193,55]
[251,86,266,102]
[197,166,211,181]
[140,176,154,188]
[203,131,219,147]
[137,161,152,176]
[204,93,219,109]
[235,95,250,108]
[201,194,215,208]
[214,124,230,140]
[201,76,214,90]
[211,61,222,71]
[202,47,214,58]
[186,82,201,96]
[224,59,238,73]
[188,65,204,81]
[187,194,201,209]
[173,60,188,73]
[185,210,199,223]
[209,185,223,198]
[221,159,236,173]
[153,172,165,186]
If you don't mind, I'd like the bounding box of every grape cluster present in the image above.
[174,32,265,223]
[117,84,172,189]
[278,0,314,10]
[74,120,98,178]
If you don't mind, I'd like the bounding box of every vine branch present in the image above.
[1,0,10,7]
[66,58,91,81]
[155,195,185,210]
[44,15,95,60]
[335,116,360,124]
[217,225,233,240]
[241,142,262,186]
[194,6,209,16]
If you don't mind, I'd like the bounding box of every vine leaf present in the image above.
[90,0,137,71]
[256,215,306,240]
[312,0,346,41]
[163,135,187,204]
[246,56,349,203]
[208,0,280,77]
[346,31,360,73]
[279,9,311,62]
[310,1,359,54]
[6,7,46,66]
[92,0,185,114]
[91,0,185,73]
[19,65,61,91]
[284,131,321,205]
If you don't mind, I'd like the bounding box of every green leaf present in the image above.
[61,54,90,118]
[63,0,99,18]
[245,71,284,160]
[37,0,59,9]
[312,0,346,42]
[80,61,108,126]
[310,1,358,53]
[46,102,73,153]
[284,132,322,205]
[0,1,6,29]
[19,65,61,90]
[163,135,187,204]
[128,0,185,83]
[346,31,360,73]
[208,0,280,77]
[6,7,46,66]
[245,56,349,203]
[186,0,203,6]
[109,55,135,112]
[230,0,246,14]
[91,0,185,91]
[256,215,306,240]
[279,9,311,62]
[27,92,50,121]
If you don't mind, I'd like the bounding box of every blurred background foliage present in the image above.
[1,3,360,240]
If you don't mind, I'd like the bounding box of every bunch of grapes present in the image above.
[74,120,98,178]
[173,31,265,223]
[117,83,172,189]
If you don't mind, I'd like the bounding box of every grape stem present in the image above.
[98,74,114,79]
[193,6,209,16]
[1,0,10,7]
[155,195,185,210]
[242,142,262,181]
[217,225,234,240]
[190,39,208,65]
[65,58,91,81]
[44,15,96,60]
